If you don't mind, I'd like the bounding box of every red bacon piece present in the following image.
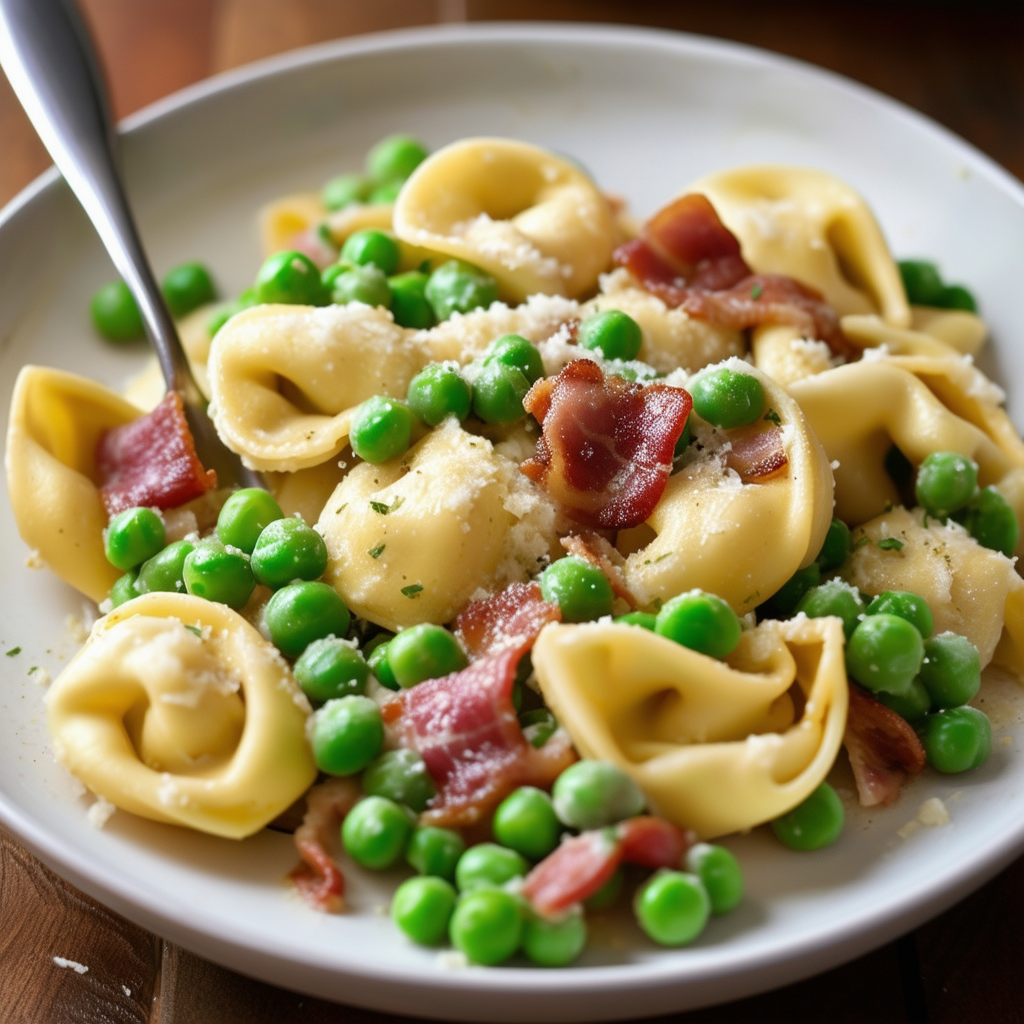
[289,777,360,912]
[521,829,623,918]
[617,815,695,870]
[452,581,561,660]
[96,392,217,517]
[724,425,789,482]
[521,360,692,530]
[844,684,927,808]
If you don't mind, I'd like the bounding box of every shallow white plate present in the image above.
[2,23,1024,1022]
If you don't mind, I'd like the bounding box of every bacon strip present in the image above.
[561,533,639,609]
[452,581,561,660]
[844,685,927,808]
[522,360,692,530]
[724,425,789,482]
[97,392,217,516]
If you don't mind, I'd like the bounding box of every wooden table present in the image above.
[2,2,1023,1021]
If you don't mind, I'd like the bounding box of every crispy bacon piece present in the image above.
[617,815,695,870]
[561,533,639,609]
[382,640,576,827]
[452,581,561,659]
[844,684,927,808]
[521,360,692,530]
[96,392,217,517]
[289,777,360,912]
[724,425,789,482]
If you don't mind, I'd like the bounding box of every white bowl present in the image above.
[2,23,1023,1022]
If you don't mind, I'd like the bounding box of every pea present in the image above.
[293,637,369,704]
[366,134,429,184]
[321,172,370,211]
[249,517,328,588]
[472,362,531,425]
[685,843,744,915]
[492,787,562,861]
[915,451,978,518]
[366,636,399,691]
[584,867,624,912]
[263,580,350,658]
[762,562,821,618]
[940,284,977,312]
[539,556,614,623]
[551,760,645,830]
[254,250,326,306]
[367,179,404,204]
[406,363,472,426]
[770,782,844,851]
[875,677,932,722]
[865,590,933,639]
[518,708,559,749]
[338,229,401,276]
[109,571,140,608]
[329,263,392,308]
[392,876,458,946]
[425,260,498,321]
[104,506,166,571]
[795,580,865,640]
[309,695,383,775]
[578,310,643,361]
[689,367,764,429]
[161,261,216,318]
[90,279,143,341]
[815,517,852,572]
[388,624,467,688]
[341,795,412,870]
[388,270,435,329]
[361,748,436,813]
[898,259,946,306]
[349,395,416,464]
[455,843,529,893]
[207,288,257,336]
[522,905,587,967]
[918,632,981,710]
[918,705,991,773]
[954,486,1019,557]
[615,611,658,631]
[449,888,523,966]
[182,543,255,609]
[634,870,710,947]
[484,334,545,385]
[216,488,284,554]
[406,826,466,881]
[655,590,741,660]
[135,539,195,595]
[845,613,924,696]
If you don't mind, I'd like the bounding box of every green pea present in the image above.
[939,284,977,312]
[341,795,412,870]
[321,172,370,211]
[309,695,383,775]
[578,310,643,361]
[898,260,946,306]
[366,134,429,184]
[615,611,658,630]
[846,613,925,696]
[539,556,614,623]
[263,580,350,658]
[329,263,392,308]
[492,787,562,861]
[207,288,256,336]
[917,706,991,773]
[216,488,284,554]
[254,250,327,306]
[518,708,559,749]
[391,876,458,946]
[552,760,645,830]
[90,280,144,341]
[406,363,472,425]
[484,334,545,385]
[865,590,933,639]
[406,826,466,881]
[771,782,844,851]
[161,261,216,318]
[918,632,981,710]
[762,562,821,618]
[522,905,587,967]
[109,571,140,608]
[349,396,416,464]
[366,636,399,691]
[249,517,328,588]
[684,843,743,915]
[425,260,498,321]
[362,748,436,813]
[795,580,865,640]
[449,888,523,966]
[367,179,403,204]
[471,361,530,425]
[388,270,435,329]
[584,867,623,911]
[915,451,978,518]
[689,367,764,428]
[135,539,195,595]
[954,486,1019,557]
[293,637,369,703]
[388,624,467,689]
[655,590,741,659]
[455,843,529,892]
[104,507,166,571]
[182,542,255,609]
[816,517,852,572]
[875,676,932,722]
[339,229,401,275]
[634,870,710,947]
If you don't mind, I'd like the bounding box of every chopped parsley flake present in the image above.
[750,283,763,299]
[370,496,404,515]
[368,543,386,559]
[852,536,872,550]
[28,666,37,674]
[184,625,203,637]
[401,584,424,598]
[6,647,21,657]
[764,408,782,426]
[877,538,904,551]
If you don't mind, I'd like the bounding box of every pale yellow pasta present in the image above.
[393,138,615,302]
[840,313,985,360]
[750,324,837,387]
[618,360,834,615]
[45,593,316,839]
[532,615,848,839]
[689,165,910,326]
[259,191,327,256]
[207,303,429,472]
[6,366,144,603]
[318,419,559,631]
[266,457,350,526]
[910,307,988,355]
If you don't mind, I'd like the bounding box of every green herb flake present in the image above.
[28,666,38,674]
[877,538,904,551]
[184,624,203,637]
[368,543,386,559]
[5,646,21,657]
[370,496,404,516]
[401,583,424,598]
[764,408,782,426]
[750,283,763,300]
[852,536,872,551]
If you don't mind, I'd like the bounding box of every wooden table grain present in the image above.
[2,2,1023,1022]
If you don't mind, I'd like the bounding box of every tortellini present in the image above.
[45,593,316,839]
[532,615,848,839]
[393,138,616,302]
